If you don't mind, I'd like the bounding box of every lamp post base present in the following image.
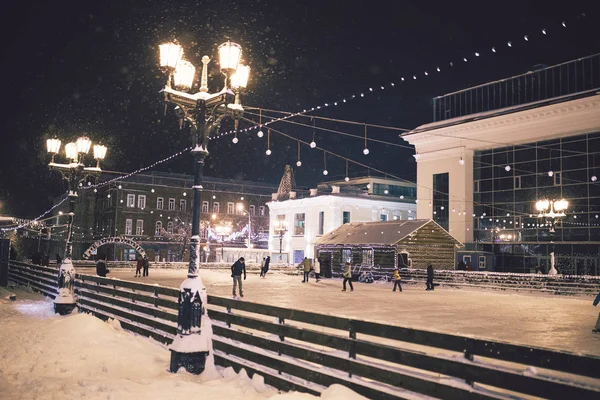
[54,302,77,315]
[169,350,208,374]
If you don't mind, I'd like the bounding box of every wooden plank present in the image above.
[77,274,179,298]
[9,261,59,275]
[213,353,323,397]
[75,280,178,311]
[9,264,58,287]
[213,339,405,400]
[8,273,57,299]
[78,297,177,336]
[212,324,500,400]
[77,289,178,323]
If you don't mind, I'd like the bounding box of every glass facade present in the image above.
[433,173,449,231]
[472,131,600,274]
[373,183,416,198]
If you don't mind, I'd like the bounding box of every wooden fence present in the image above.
[7,260,600,399]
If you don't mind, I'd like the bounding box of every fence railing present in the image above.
[7,261,600,399]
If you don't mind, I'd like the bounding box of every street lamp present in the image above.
[236,204,252,248]
[535,198,568,275]
[159,40,248,375]
[273,219,288,262]
[47,136,107,315]
[215,223,232,259]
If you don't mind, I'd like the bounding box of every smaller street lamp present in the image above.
[535,198,568,275]
[47,136,107,315]
[273,219,288,262]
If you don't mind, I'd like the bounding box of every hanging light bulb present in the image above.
[592,175,597,182]
[310,140,316,148]
[344,176,350,182]
[505,165,511,172]
[459,157,465,165]
[310,117,317,148]
[266,149,271,155]
[322,151,328,175]
[296,160,302,167]
[344,160,349,182]
[363,148,369,155]
[257,129,264,138]
[323,169,328,175]
[363,125,369,155]
[232,136,238,144]
[265,128,271,156]
[295,142,302,167]
[548,170,554,177]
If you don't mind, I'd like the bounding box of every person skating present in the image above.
[135,257,143,277]
[96,255,110,277]
[262,256,270,278]
[55,253,62,266]
[392,268,402,292]
[142,255,150,277]
[314,256,321,282]
[259,257,266,277]
[342,262,354,292]
[231,257,246,298]
[301,257,311,283]
[426,264,434,291]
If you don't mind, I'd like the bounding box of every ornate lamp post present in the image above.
[47,136,107,315]
[273,219,288,262]
[536,198,568,275]
[215,223,232,259]
[236,204,252,248]
[159,40,248,374]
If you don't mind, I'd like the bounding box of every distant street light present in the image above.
[535,198,568,275]
[273,219,288,260]
[159,40,248,374]
[215,223,232,259]
[47,136,107,315]
[237,203,252,248]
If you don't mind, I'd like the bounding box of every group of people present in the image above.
[134,256,150,277]
[300,257,321,283]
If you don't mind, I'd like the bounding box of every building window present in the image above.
[380,214,388,222]
[249,205,255,215]
[138,195,146,209]
[294,213,305,235]
[200,227,207,239]
[168,198,175,211]
[342,211,351,224]
[180,199,186,211]
[259,206,265,216]
[342,249,352,263]
[227,202,234,214]
[127,194,135,208]
[125,219,133,235]
[318,211,324,235]
[155,221,162,236]
[202,201,209,213]
[554,171,562,186]
[474,180,480,193]
[362,249,374,266]
[136,219,143,235]
[213,202,220,213]
[236,203,243,215]
[514,176,521,189]
[167,221,174,234]
[157,197,164,210]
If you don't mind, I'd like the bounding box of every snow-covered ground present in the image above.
[0,288,367,400]
[77,267,600,356]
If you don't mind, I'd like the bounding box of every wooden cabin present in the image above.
[314,220,462,278]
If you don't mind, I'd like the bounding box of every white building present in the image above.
[267,168,416,264]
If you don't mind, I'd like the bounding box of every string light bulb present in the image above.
[459,157,465,165]
[257,129,264,138]
[592,175,598,182]
[310,117,317,148]
[363,125,369,155]
[505,165,511,172]
[266,128,271,155]
[296,142,301,167]
[257,109,263,137]
[548,170,554,177]
[344,160,349,182]
[322,151,328,175]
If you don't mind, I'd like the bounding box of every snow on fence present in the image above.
[7,260,600,399]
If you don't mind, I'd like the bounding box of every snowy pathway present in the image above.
[78,267,600,356]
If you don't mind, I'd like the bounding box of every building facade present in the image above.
[52,171,277,262]
[403,54,600,274]
[267,173,417,264]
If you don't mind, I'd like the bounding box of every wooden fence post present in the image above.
[278,317,285,343]
[348,320,357,378]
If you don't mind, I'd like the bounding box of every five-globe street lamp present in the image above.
[159,39,249,375]
[215,223,232,259]
[273,219,288,262]
[535,198,568,275]
[46,136,107,315]
[236,203,252,249]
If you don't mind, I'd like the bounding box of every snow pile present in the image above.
[0,289,367,399]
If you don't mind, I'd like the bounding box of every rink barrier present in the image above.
[7,261,58,299]
[6,263,600,399]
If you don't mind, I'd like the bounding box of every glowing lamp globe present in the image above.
[218,41,242,75]
[296,161,302,167]
[93,144,107,160]
[536,200,550,212]
[77,136,92,154]
[363,148,370,155]
[323,169,328,176]
[65,142,78,161]
[173,60,195,90]
[266,149,272,156]
[257,130,264,138]
[554,199,569,211]
[46,138,61,154]
[232,137,239,144]
[310,141,316,148]
[231,64,250,89]
[159,43,183,68]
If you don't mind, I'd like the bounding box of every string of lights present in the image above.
[1,194,69,233]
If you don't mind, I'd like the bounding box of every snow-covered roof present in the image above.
[314,219,462,247]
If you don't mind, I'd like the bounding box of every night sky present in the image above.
[1,0,599,217]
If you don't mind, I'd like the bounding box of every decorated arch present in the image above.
[82,237,147,260]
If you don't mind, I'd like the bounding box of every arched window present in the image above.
[155,221,162,236]
[167,221,174,234]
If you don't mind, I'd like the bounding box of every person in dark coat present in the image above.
[96,255,110,277]
[231,257,246,297]
[260,256,271,278]
[142,256,149,277]
[426,264,434,291]
[55,253,62,266]
[135,257,143,277]
[457,260,466,271]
